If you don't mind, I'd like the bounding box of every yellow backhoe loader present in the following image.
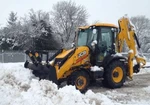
[24,16,146,92]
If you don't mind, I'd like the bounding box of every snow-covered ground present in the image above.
[0,63,150,105]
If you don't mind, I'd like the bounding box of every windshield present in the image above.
[87,28,97,44]
[101,28,112,48]
[77,29,88,46]
[77,28,97,46]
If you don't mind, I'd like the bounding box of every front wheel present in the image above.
[103,60,126,88]
[67,71,90,93]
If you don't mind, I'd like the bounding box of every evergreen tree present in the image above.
[7,11,17,26]
[34,20,60,50]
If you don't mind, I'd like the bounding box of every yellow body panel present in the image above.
[54,46,90,79]
[56,49,73,58]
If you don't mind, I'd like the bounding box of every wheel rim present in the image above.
[75,76,86,90]
[112,67,123,83]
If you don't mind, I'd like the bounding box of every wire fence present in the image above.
[0,51,57,63]
[0,51,150,63]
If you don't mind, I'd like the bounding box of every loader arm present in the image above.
[116,16,146,78]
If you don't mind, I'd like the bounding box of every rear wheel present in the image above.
[67,71,89,93]
[103,60,126,88]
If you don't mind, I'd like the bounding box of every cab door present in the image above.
[96,27,114,65]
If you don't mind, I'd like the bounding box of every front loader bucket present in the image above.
[24,61,58,84]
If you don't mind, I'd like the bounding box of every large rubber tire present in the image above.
[103,60,126,88]
[67,71,90,93]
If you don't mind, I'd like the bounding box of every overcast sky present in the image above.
[0,0,150,27]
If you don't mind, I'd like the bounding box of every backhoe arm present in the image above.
[116,16,146,79]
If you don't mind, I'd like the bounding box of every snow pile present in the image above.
[143,86,150,94]
[145,62,150,67]
[0,63,114,105]
[1,63,150,105]
[90,66,103,72]
[113,53,123,57]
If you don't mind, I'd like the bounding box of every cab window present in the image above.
[77,30,88,46]
[101,28,112,49]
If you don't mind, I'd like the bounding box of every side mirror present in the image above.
[71,43,75,48]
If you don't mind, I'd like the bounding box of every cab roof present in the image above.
[78,23,118,29]
[78,26,89,29]
[91,23,118,28]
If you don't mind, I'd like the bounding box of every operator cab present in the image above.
[77,23,118,66]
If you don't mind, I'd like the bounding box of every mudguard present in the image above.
[102,54,127,68]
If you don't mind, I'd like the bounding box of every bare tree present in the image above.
[130,15,150,39]
[51,0,88,48]
[130,15,150,53]
[92,20,100,24]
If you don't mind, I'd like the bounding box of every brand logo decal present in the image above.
[78,50,86,58]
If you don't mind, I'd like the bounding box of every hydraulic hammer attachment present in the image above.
[24,50,59,84]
